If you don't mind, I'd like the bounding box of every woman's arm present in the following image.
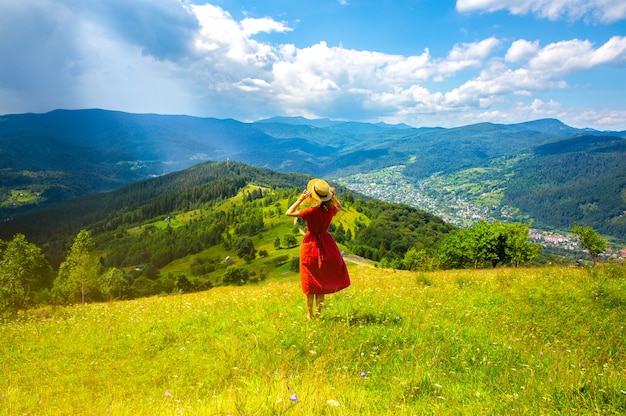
[286,190,311,217]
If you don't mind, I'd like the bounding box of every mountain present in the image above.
[503,134,626,238]
[1,109,625,241]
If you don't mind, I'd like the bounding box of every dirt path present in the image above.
[343,254,377,268]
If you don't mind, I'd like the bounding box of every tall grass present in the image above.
[1,264,625,415]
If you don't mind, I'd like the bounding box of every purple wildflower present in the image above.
[290,393,298,403]
[360,372,367,378]
[164,392,172,397]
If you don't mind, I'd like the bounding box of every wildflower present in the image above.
[475,391,481,398]
[290,393,298,403]
[327,399,340,407]
[164,392,172,397]
[360,372,367,378]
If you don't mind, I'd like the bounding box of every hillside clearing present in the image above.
[1,265,625,415]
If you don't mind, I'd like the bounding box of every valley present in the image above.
[335,165,588,255]
[1,109,625,248]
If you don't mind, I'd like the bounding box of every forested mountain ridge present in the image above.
[504,134,626,239]
[1,109,625,242]
[3,109,623,212]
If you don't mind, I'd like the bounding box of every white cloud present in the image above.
[1,1,624,129]
[456,0,626,23]
[505,39,540,62]
[437,37,501,77]
[528,36,626,73]
[240,17,292,36]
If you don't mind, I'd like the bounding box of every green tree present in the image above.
[0,234,53,314]
[233,237,256,261]
[283,234,298,248]
[222,266,248,285]
[502,222,541,267]
[290,256,300,273]
[572,224,608,265]
[142,263,160,280]
[436,221,540,269]
[100,267,129,300]
[403,248,431,271]
[436,228,475,269]
[54,230,101,304]
[274,236,281,250]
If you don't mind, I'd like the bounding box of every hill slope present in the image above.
[1,162,454,282]
[2,265,624,414]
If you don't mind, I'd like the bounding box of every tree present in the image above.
[290,257,300,273]
[502,222,541,267]
[175,274,194,293]
[572,224,608,265]
[436,221,540,269]
[0,234,53,314]
[142,263,160,280]
[100,267,129,300]
[274,236,281,250]
[233,237,256,261]
[403,248,431,271]
[54,230,101,304]
[222,266,248,286]
[283,234,298,248]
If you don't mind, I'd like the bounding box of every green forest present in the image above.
[503,136,626,238]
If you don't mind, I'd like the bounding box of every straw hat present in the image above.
[307,178,333,202]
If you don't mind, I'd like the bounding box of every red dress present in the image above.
[299,205,351,294]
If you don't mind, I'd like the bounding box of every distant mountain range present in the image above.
[1,109,625,241]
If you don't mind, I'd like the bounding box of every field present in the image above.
[1,263,625,415]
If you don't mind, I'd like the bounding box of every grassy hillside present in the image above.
[1,264,624,415]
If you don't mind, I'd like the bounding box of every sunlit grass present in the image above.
[1,265,625,415]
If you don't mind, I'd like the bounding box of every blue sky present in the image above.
[1,0,625,129]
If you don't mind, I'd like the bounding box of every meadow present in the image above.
[1,263,625,415]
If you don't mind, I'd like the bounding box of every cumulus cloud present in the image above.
[528,36,626,73]
[505,39,540,62]
[1,0,625,129]
[456,0,626,24]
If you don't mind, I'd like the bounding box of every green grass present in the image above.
[1,265,625,415]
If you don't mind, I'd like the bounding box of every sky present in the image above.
[1,0,625,130]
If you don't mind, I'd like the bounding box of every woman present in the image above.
[286,178,351,319]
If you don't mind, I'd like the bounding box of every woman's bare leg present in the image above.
[306,294,315,319]
[315,294,325,317]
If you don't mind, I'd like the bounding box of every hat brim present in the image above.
[307,179,333,202]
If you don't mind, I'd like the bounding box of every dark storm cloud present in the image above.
[58,0,200,61]
[0,2,81,104]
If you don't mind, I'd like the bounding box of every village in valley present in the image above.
[335,165,626,262]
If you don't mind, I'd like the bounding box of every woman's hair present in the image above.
[319,199,336,211]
